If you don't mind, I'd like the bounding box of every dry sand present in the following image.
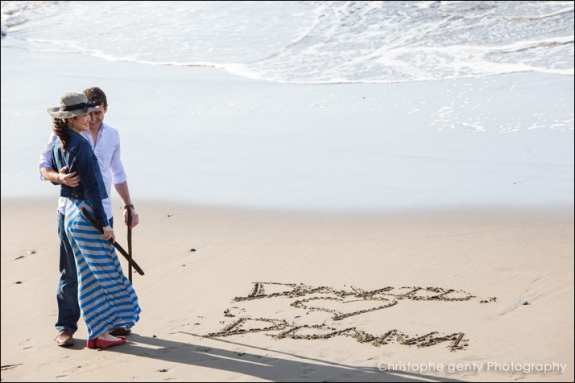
[1,198,573,382]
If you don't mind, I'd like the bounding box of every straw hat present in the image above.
[47,92,101,119]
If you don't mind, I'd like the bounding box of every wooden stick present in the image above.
[127,208,133,283]
[81,207,145,276]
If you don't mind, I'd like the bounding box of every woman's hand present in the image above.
[102,225,115,243]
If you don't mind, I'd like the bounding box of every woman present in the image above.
[48,92,141,349]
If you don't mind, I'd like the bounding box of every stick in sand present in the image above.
[127,207,133,283]
[81,207,145,276]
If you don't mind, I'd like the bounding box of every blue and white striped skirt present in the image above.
[65,199,141,339]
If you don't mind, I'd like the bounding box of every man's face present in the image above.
[88,105,107,130]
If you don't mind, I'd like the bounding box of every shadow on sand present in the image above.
[97,332,464,382]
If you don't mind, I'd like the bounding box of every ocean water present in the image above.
[2,1,573,84]
[1,1,574,211]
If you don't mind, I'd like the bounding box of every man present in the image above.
[39,87,139,347]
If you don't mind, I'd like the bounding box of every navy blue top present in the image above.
[51,129,109,227]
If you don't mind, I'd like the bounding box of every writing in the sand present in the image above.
[207,282,498,351]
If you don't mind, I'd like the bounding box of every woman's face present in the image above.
[68,113,91,133]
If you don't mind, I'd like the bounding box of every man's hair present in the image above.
[83,87,108,108]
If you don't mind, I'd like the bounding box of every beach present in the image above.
[1,198,573,382]
[1,51,574,383]
[1,2,574,381]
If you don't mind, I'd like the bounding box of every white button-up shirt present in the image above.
[39,122,127,220]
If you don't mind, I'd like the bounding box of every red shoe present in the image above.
[86,336,127,349]
[87,338,98,349]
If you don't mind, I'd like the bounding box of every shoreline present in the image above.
[2,197,573,382]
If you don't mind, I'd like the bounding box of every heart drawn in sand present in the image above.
[291,295,399,320]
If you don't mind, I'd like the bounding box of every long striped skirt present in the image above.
[65,198,141,339]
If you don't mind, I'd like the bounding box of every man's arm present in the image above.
[107,127,139,228]
[38,132,81,186]
[114,181,139,228]
[40,166,81,187]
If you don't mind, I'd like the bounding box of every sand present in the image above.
[1,197,573,382]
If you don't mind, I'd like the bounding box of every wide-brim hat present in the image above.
[47,92,101,119]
